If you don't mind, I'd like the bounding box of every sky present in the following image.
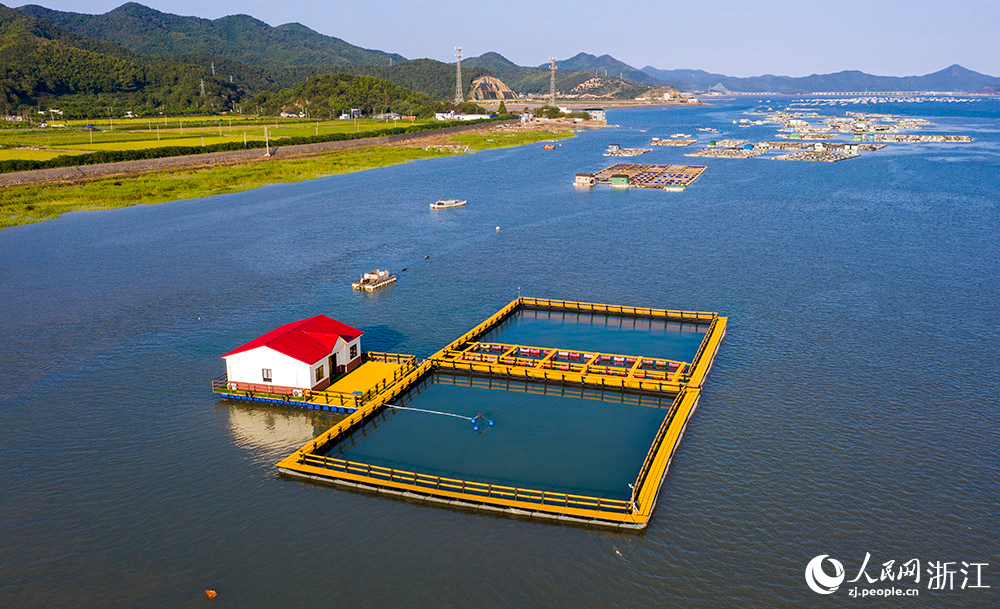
[13,0,1000,77]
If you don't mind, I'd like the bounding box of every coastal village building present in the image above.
[221,315,363,394]
[434,112,493,121]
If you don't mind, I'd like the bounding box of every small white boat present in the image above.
[430,199,467,209]
[671,133,692,138]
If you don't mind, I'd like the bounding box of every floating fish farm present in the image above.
[275,297,727,530]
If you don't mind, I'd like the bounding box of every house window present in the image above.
[315,365,324,382]
[262,368,272,383]
[350,344,358,359]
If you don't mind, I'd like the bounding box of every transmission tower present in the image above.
[549,57,557,105]
[454,45,464,104]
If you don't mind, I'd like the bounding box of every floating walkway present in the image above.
[275,297,727,530]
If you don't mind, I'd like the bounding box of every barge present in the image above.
[352,269,396,291]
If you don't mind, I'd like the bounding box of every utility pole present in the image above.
[454,45,464,105]
[211,62,215,77]
[200,79,205,98]
[549,57,557,105]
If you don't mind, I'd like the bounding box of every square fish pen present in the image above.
[276,297,727,529]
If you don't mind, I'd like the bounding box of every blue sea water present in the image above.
[1,97,999,608]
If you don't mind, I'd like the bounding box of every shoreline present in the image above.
[0,122,581,230]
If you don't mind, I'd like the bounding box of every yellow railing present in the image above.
[365,351,417,364]
[432,373,673,408]
[688,316,719,376]
[519,297,717,322]
[631,390,685,510]
[430,357,684,394]
[299,453,633,514]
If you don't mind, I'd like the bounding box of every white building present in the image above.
[434,112,493,121]
[221,315,363,395]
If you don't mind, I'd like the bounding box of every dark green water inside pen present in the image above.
[322,371,669,500]
[2,98,999,608]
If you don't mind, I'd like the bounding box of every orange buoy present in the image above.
[205,589,218,599]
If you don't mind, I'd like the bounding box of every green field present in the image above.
[0,117,431,160]
[0,147,453,229]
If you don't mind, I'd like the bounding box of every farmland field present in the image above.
[0,117,431,161]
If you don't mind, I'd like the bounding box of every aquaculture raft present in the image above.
[276,297,727,530]
[589,164,707,191]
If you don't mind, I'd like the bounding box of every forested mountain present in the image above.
[640,64,1000,92]
[0,4,239,115]
[251,73,485,118]
[344,58,493,101]
[16,2,405,70]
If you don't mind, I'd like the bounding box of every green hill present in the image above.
[346,58,494,100]
[16,2,405,71]
[0,4,239,115]
[251,72,486,118]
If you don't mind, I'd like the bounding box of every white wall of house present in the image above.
[225,346,312,389]
[224,336,363,390]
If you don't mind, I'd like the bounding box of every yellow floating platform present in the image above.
[321,361,404,396]
[276,297,727,529]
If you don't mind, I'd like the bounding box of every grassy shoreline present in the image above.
[0,128,576,230]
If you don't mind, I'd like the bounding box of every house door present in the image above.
[330,353,338,375]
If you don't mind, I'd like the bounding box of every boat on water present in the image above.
[542,144,555,150]
[352,269,396,291]
[430,199,467,209]
[671,133,692,138]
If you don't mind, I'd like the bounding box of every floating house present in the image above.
[574,172,596,187]
[610,174,630,188]
[221,315,363,395]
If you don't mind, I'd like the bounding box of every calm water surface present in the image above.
[2,98,999,608]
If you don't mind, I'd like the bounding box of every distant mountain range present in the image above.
[3,0,997,118]
[640,64,1000,93]
[544,53,666,87]
[10,3,655,103]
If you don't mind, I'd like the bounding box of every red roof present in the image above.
[222,315,363,364]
